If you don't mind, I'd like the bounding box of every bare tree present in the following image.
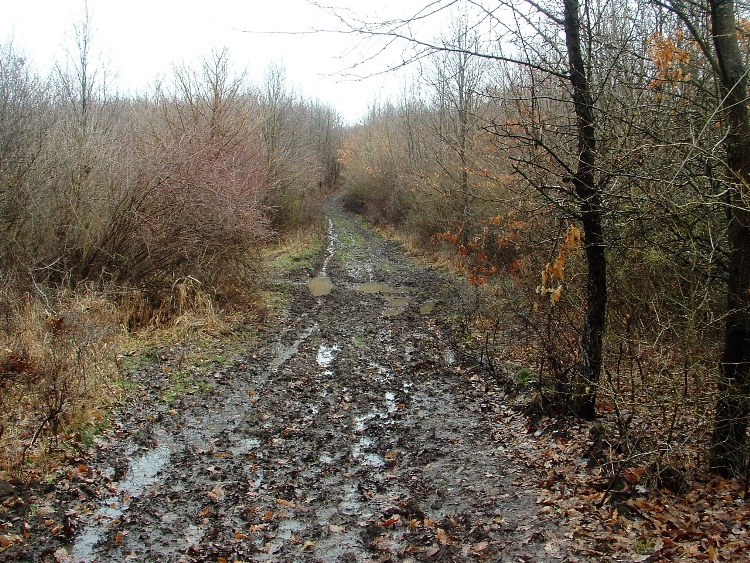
[429,17,484,214]
[331,0,609,418]
[0,42,49,259]
[648,0,750,477]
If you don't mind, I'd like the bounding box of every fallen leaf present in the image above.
[436,528,449,545]
[371,536,400,552]
[0,534,22,549]
[329,525,345,533]
[378,515,401,527]
[208,486,225,501]
[471,541,489,553]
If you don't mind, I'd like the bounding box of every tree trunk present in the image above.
[563,0,607,420]
[709,0,750,477]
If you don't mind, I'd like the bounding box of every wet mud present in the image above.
[6,199,577,562]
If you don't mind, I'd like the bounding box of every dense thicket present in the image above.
[338,0,750,477]
[0,40,342,474]
[0,45,341,319]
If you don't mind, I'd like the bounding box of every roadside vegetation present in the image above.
[334,1,750,555]
[0,30,339,480]
[338,0,749,483]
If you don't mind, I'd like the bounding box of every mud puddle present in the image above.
[71,432,176,561]
[308,276,333,296]
[307,218,337,297]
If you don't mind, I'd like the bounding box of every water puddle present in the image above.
[419,300,438,314]
[308,276,333,296]
[339,482,372,518]
[316,343,339,368]
[353,391,398,432]
[443,348,456,365]
[269,324,317,371]
[355,282,407,294]
[356,282,412,315]
[278,519,305,540]
[230,437,261,457]
[307,218,337,297]
[384,391,397,413]
[184,523,205,551]
[320,218,336,275]
[383,296,409,316]
[352,437,385,467]
[71,433,176,561]
[353,412,378,432]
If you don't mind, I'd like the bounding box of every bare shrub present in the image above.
[0,282,119,479]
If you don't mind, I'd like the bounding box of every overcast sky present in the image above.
[1,0,453,123]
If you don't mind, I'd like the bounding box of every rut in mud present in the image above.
[54,201,574,562]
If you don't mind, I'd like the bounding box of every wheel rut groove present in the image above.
[65,200,572,562]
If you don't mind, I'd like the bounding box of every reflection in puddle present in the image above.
[231,437,261,457]
[269,324,317,371]
[352,437,384,467]
[278,519,305,540]
[308,276,333,296]
[356,282,412,316]
[321,218,336,275]
[443,348,456,365]
[316,343,339,369]
[308,217,337,297]
[385,391,397,413]
[352,391,398,462]
[384,296,409,316]
[353,412,377,432]
[72,436,175,561]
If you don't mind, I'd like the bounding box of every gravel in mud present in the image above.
[1,201,582,562]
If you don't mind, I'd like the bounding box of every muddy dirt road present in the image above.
[15,201,578,562]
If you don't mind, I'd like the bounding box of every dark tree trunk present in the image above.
[563,0,607,420]
[709,0,750,477]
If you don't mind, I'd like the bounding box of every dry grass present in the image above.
[0,285,120,480]
[0,272,268,481]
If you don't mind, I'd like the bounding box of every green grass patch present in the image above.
[263,225,326,276]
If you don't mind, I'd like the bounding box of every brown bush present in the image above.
[0,284,118,479]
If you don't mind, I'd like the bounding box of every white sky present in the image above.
[0,0,452,123]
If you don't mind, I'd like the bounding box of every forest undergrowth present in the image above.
[378,224,750,561]
[0,225,324,484]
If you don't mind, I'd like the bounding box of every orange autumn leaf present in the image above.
[378,515,401,527]
[436,527,450,545]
